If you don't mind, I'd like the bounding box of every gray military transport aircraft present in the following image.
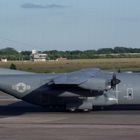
[0,68,139,111]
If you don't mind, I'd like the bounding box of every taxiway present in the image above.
[0,92,140,140]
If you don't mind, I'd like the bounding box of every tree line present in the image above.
[0,47,140,60]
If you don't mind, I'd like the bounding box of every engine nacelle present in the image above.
[78,78,109,91]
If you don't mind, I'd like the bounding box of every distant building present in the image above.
[30,50,47,62]
[1,58,7,62]
[56,57,67,61]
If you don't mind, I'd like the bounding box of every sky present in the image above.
[0,0,140,51]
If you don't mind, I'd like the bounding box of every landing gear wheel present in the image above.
[69,108,76,112]
[83,108,91,112]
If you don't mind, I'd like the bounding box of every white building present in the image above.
[1,58,7,62]
[31,50,47,62]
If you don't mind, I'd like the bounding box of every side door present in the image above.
[124,87,134,102]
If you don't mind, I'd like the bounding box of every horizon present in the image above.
[1,46,140,52]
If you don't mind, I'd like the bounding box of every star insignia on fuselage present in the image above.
[12,82,31,93]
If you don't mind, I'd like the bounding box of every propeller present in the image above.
[78,71,121,92]
[110,73,121,89]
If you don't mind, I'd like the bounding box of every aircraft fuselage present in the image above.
[0,70,140,111]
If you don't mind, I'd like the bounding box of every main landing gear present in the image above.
[68,107,92,112]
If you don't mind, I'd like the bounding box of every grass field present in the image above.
[0,58,140,73]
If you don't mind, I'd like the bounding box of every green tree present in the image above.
[10,63,17,70]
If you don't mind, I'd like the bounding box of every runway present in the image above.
[1,92,140,140]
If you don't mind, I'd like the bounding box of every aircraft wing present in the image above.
[52,68,120,92]
[53,68,100,85]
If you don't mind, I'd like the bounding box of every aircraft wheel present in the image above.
[68,108,76,112]
[83,108,92,112]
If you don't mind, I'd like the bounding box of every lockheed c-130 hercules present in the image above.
[0,67,139,112]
